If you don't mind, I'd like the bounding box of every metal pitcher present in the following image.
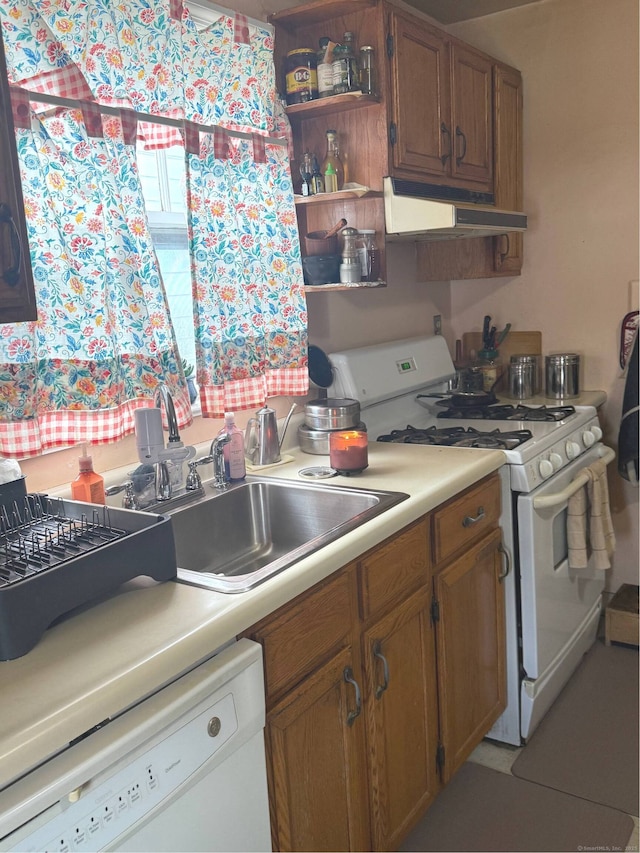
[244,404,296,466]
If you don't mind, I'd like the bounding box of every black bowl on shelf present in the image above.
[302,254,341,285]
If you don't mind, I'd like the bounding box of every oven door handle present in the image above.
[532,445,615,510]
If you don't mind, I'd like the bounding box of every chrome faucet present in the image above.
[184,434,232,492]
[210,433,232,490]
[155,384,180,444]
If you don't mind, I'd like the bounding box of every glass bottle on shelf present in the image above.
[332,32,359,94]
[321,130,344,191]
[299,151,313,196]
[317,36,334,99]
[356,230,380,281]
[310,156,325,194]
[359,46,377,96]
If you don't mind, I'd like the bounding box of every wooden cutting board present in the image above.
[462,331,542,391]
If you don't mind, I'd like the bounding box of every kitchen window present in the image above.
[137,146,197,387]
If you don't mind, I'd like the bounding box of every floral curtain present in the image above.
[0,100,188,456]
[0,0,308,455]
[185,128,307,416]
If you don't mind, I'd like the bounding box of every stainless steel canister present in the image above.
[545,353,580,399]
[508,362,535,399]
[509,354,540,398]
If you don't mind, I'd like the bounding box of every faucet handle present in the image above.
[105,481,140,510]
[186,455,213,491]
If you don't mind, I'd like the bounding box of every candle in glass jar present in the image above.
[329,430,368,474]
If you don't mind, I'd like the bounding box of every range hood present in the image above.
[383,177,527,241]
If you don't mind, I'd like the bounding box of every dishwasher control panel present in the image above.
[6,693,238,852]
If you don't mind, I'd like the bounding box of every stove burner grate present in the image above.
[377,425,534,450]
[436,403,576,422]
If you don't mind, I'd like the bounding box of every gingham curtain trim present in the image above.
[0,395,193,460]
[199,368,309,418]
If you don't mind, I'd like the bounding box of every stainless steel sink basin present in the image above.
[167,476,408,593]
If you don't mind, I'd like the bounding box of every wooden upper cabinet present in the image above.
[387,7,493,195]
[387,11,450,179]
[416,62,524,281]
[449,43,493,189]
[0,35,36,323]
[492,62,523,273]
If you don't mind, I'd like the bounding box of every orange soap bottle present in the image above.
[71,444,106,504]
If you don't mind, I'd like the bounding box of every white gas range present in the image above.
[328,336,615,745]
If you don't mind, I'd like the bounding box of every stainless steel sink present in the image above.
[166,476,408,593]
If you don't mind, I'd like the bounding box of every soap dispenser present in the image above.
[71,445,106,504]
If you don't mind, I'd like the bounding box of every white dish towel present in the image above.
[567,459,616,570]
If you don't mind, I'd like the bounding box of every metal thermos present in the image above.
[545,353,580,399]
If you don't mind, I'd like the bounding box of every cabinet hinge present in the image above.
[389,122,397,146]
[436,742,445,775]
[386,32,394,59]
[430,597,440,624]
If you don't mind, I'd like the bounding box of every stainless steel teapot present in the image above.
[244,404,296,466]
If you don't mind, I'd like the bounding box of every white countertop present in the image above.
[2,441,506,788]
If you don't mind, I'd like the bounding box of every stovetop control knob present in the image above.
[549,452,563,471]
[582,429,596,447]
[590,424,603,442]
[539,458,554,479]
[566,440,581,460]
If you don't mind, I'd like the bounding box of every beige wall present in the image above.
[448,0,639,591]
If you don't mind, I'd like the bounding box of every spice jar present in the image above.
[340,227,361,283]
[329,429,368,474]
[477,348,502,393]
[356,229,380,281]
[285,48,318,105]
[359,46,377,96]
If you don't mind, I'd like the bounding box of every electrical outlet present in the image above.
[433,314,442,335]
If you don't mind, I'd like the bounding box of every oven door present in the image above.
[517,444,615,683]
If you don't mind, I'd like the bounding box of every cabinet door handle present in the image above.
[373,640,390,699]
[440,122,452,165]
[500,234,510,261]
[455,126,467,165]
[462,506,485,527]
[0,203,22,287]
[498,542,511,582]
[343,667,362,726]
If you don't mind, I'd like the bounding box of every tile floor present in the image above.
[468,739,640,851]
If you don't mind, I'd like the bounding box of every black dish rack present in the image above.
[0,491,176,661]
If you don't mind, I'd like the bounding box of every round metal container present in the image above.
[510,353,540,395]
[298,421,367,455]
[304,397,361,431]
[508,362,536,400]
[545,353,580,399]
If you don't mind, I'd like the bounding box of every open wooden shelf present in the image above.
[286,91,379,119]
[304,280,386,292]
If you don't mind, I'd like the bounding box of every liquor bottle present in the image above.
[299,151,313,196]
[321,129,344,191]
[310,156,325,194]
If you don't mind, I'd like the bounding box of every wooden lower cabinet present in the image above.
[247,479,507,851]
[433,527,507,783]
[266,646,371,853]
[362,586,439,851]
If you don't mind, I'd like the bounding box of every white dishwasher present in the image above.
[0,638,272,853]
